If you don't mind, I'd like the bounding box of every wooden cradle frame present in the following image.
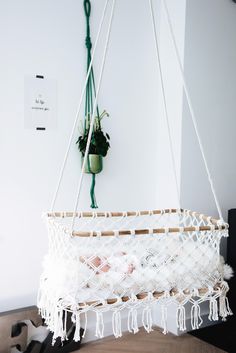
[44,208,229,308]
[46,208,228,238]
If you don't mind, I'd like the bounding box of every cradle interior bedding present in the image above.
[41,232,222,305]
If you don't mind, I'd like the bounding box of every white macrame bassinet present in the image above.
[38,0,232,343]
[38,209,231,341]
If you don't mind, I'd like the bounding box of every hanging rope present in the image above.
[84,0,99,209]
[51,0,224,223]
[149,0,180,209]
[90,173,97,209]
[84,0,100,121]
[50,0,109,212]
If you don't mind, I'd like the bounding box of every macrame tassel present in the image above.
[38,296,48,326]
[95,311,105,338]
[47,305,56,334]
[112,310,122,338]
[208,297,219,321]
[142,306,153,333]
[73,312,81,342]
[37,287,51,326]
[128,308,139,334]
[219,294,233,321]
[52,309,64,345]
[82,311,88,338]
[90,173,98,209]
[176,305,186,331]
[191,302,203,330]
[161,305,168,334]
[63,310,68,340]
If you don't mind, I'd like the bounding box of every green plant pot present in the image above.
[82,154,103,174]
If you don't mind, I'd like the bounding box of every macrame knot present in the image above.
[85,36,92,50]
[84,0,91,18]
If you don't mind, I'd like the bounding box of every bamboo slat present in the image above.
[77,285,222,309]
[47,208,181,218]
[72,224,228,237]
[46,209,228,237]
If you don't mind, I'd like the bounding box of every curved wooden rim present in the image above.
[47,208,181,218]
[72,224,227,237]
[76,284,223,308]
[45,209,229,237]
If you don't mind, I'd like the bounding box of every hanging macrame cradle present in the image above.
[37,0,232,343]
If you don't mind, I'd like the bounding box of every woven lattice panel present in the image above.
[38,209,232,342]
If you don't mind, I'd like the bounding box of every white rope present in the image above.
[50,0,110,212]
[149,0,180,208]
[72,0,116,230]
[161,0,223,221]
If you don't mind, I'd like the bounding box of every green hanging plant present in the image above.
[76,111,110,157]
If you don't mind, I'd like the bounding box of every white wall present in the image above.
[155,0,186,208]
[181,0,236,331]
[0,0,187,339]
[181,0,236,223]
[0,0,163,313]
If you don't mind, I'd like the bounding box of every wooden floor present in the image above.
[79,328,227,353]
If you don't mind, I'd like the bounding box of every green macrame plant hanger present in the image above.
[78,0,110,209]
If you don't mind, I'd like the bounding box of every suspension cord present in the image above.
[149,0,180,209]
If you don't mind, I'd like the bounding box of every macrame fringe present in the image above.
[219,281,233,321]
[161,305,168,334]
[63,309,68,340]
[176,305,186,331]
[219,294,233,321]
[190,302,203,330]
[82,312,88,338]
[128,308,139,334]
[95,311,105,338]
[73,312,81,342]
[52,308,65,345]
[38,285,233,341]
[208,296,219,321]
[112,310,122,338]
[142,306,153,333]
